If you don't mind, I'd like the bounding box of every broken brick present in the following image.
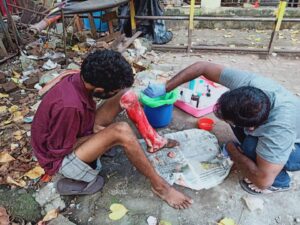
[2,81,18,93]
[23,76,39,89]
[0,71,6,83]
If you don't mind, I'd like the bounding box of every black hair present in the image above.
[81,50,134,91]
[213,86,271,127]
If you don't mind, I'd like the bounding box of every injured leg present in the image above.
[120,90,178,153]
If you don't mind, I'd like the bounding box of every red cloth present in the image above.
[120,90,167,153]
[0,0,16,16]
[31,73,96,175]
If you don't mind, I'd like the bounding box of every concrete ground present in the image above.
[65,53,300,225]
[167,28,300,51]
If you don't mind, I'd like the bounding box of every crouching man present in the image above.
[144,61,300,195]
[31,50,192,209]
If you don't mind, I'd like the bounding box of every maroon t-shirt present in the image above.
[31,73,96,175]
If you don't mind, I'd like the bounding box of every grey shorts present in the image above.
[58,152,102,183]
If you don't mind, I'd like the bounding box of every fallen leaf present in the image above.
[0,106,7,114]
[12,71,21,78]
[0,207,9,225]
[42,209,59,222]
[0,152,15,163]
[255,38,261,42]
[6,176,26,187]
[11,77,20,84]
[9,105,19,113]
[0,120,11,126]
[108,203,128,221]
[12,111,24,122]
[72,45,80,52]
[13,130,25,141]
[10,143,19,151]
[218,217,236,225]
[24,166,45,179]
[159,220,172,225]
[0,93,9,98]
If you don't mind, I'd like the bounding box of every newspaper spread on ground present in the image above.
[139,129,233,190]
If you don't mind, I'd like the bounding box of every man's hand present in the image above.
[143,83,166,98]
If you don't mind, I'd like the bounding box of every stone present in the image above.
[2,81,18,93]
[242,196,264,211]
[67,63,80,70]
[47,215,76,225]
[23,77,39,89]
[34,183,66,215]
[0,71,6,83]
[294,218,300,223]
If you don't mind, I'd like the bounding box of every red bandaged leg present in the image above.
[120,90,167,153]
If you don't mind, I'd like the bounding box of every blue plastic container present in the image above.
[83,11,108,32]
[144,104,174,128]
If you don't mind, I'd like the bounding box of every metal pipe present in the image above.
[7,3,47,16]
[152,44,300,54]
[117,15,300,23]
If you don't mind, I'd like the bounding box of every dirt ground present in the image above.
[65,52,300,225]
[1,41,300,224]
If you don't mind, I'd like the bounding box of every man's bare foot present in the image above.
[151,185,193,209]
[147,138,180,153]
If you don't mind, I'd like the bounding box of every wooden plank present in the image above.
[101,11,117,22]
[88,13,97,38]
[0,39,8,58]
[118,31,142,53]
[98,31,121,43]
[110,33,125,50]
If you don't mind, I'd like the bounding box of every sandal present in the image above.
[239,179,290,195]
[56,175,104,195]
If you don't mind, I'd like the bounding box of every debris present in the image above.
[0,71,6,83]
[35,183,66,214]
[0,207,9,225]
[42,208,59,222]
[23,76,39,89]
[0,93,9,98]
[67,63,80,70]
[108,203,128,221]
[242,196,264,211]
[275,216,281,224]
[147,216,158,225]
[272,53,277,57]
[217,217,236,225]
[0,105,7,115]
[6,176,26,187]
[42,59,58,70]
[159,220,172,225]
[2,81,18,93]
[294,217,300,223]
[167,151,176,158]
[23,116,34,123]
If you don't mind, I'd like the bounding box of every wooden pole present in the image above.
[187,0,195,53]
[129,0,136,34]
[268,0,287,54]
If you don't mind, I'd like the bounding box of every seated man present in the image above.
[31,50,192,209]
[144,61,300,195]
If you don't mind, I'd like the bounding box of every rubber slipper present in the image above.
[56,175,104,195]
[239,179,290,195]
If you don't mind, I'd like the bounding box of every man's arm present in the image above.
[166,61,225,92]
[226,142,284,189]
